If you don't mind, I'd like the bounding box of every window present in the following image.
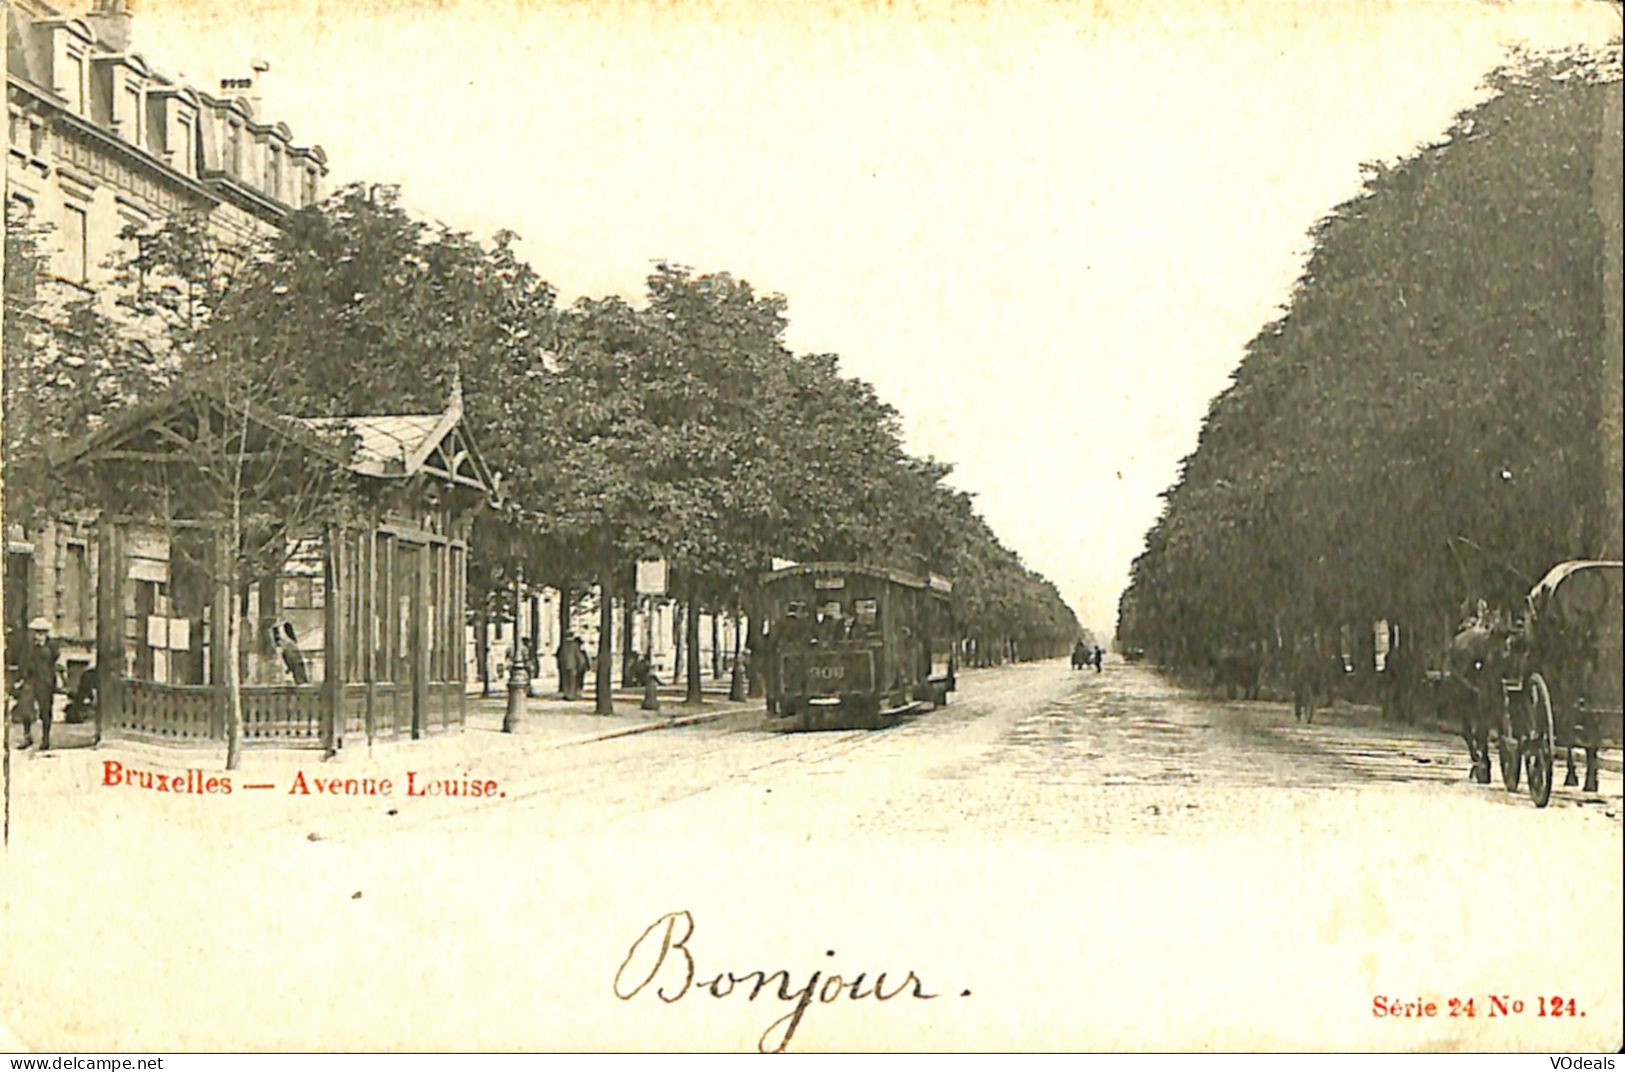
[303,168,317,206]
[176,117,194,173]
[226,122,242,173]
[64,52,86,113]
[123,85,142,141]
[62,543,91,640]
[61,204,88,284]
[267,144,282,200]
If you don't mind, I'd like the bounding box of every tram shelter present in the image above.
[53,380,498,753]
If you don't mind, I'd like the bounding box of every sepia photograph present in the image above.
[2,0,1622,1054]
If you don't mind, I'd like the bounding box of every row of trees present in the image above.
[1117,46,1623,671]
[5,184,1081,715]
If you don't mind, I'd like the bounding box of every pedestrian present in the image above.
[272,620,309,684]
[64,662,98,724]
[627,649,649,688]
[556,635,581,700]
[1092,645,1104,673]
[572,635,592,694]
[8,618,61,751]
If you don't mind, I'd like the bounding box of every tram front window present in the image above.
[814,600,847,643]
[851,598,878,640]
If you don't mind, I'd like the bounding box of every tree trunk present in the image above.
[620,582,636,686]
[730,611,746,701]
[685,582,702,704]
[595,562,615,715]
[673,598,683,683]
[556,585,573,697]
[711,611,721,680]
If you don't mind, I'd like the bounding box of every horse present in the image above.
[1289,641,1334,724]
[1443,613,1510,785]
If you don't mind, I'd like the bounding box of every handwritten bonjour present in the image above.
[615,910,951,1053]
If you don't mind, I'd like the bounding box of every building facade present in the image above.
[5,0,329,687]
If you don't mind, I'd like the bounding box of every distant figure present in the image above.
[557,636,582,700]
[1070,641,1086,670]
[64,662,98,724]
[272,620,309,684]
[1290,636,1330,724]
[1092,646,1104,673]
[571,635,592,695]
[627,650,651,688]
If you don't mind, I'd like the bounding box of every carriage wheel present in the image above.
[1497,689,1521,793]
[1524,673,1555,808]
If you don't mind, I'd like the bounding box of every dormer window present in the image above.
[63,50,87,113]
[267,144,283,200]
[176,116,194,175]
[122,82,143,142]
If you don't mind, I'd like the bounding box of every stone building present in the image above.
[5,0,328,690]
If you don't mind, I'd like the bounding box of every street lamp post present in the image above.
[503,568,527,732]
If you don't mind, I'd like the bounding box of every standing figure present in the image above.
[8,619,61,751]
[556,635,582,701]
[272,620,309,684]
[1092,646,1104,673]
[571,635,592,696]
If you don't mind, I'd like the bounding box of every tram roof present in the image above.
[762,561,953,595]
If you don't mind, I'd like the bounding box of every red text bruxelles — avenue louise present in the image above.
[101,760,501,798]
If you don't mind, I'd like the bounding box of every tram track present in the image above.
[309,719,894,845]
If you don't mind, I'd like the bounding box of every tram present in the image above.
[761,561,956,731]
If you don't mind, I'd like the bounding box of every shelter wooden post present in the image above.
[415,540,431,738]
[323,525,344,756]
[362,529,376,747]
[455,540,468,727]
[94,512,123,743]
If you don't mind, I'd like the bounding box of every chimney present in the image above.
[85,0,133,53]
[220,60,269,115]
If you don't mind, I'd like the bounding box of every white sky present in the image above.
[126,0,1620,638]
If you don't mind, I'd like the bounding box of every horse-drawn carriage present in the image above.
[1447,559,1622,807]
[1496,560,1622,807]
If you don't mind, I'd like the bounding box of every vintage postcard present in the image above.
[3,0,1622,1055]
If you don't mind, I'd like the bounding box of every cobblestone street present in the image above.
[3,659,1620,1051]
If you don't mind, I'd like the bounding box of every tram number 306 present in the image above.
[808,665,845,681]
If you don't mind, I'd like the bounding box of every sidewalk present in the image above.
[2,688,770,841]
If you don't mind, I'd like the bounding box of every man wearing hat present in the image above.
[8,618,61,751]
